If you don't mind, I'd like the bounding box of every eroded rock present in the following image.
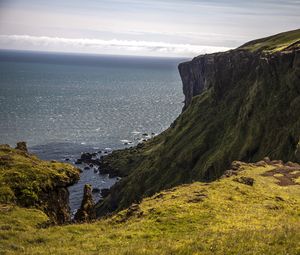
[74,184,96,222]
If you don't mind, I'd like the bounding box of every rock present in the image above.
[233,176,255,186]
[117,203,143,223]
[137,143,144,149]
[263,157,271,163]
[81,153,92,160]
[15,142,28,152]
[222,169,238,178]
[74,184,96,222]
[91,153,97,157]
[100,188,110,198]
[271,160,283,165]
[65,158,70,161]
[84,166,90,170]
[93,168,98,173]
[142,133,148,136]
[285,161,299,167]
[75,159,82,165]
[255,160,267,167]
[89,164,94,168]
[92,188,101,193]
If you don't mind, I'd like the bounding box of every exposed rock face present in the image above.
[179,50,258,110]
[39,187,73,224]
[74,184,96,222]
[95,30,300,217]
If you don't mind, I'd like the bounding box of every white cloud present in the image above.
[0,34,231,57]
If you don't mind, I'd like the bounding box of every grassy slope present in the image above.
[239,28,300,52]
[96,29,300,215]
[0,145,79,207]
[0,161,299,254]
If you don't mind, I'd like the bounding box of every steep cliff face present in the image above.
[95,29,300,217]
[180,29,300,110]
[0,144,80,224]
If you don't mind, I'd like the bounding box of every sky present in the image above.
[0,0,299,57]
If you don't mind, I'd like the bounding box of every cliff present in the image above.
[179,28,300,110]
[1,160,299,254]
[0,143,80,224]
[95,29,300,216]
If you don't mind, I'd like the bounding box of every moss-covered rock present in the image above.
[0,144,80,223]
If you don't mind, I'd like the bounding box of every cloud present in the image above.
[0,34,231,57]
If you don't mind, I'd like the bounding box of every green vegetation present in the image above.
[0,161,299,254]
[1,30,299,254]
[239,28,300,52]
[96,29,300,215]
[0,144,79,211]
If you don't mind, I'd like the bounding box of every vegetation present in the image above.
[239,28,300,52]
[96,29,300,215]
[0,144,79,210]
[1,30,300,254]
[1,161,299,254]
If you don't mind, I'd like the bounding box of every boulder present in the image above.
[92,188,101,193]
[75,159,82,165]
[100,188,110,198]
[233,176,255,186]
[15,142,28,152]
[81,153,92,160]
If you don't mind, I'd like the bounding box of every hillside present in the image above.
[0,143,80,223]
[1,159,299,254]
[95,29,300,216]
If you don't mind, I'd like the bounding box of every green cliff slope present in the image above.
[1,160,299,254]
[96,29,300,216]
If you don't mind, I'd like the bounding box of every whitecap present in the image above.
[120,139,131,143]
[131,131,141,135]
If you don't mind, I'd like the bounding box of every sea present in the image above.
[0,50,185,213]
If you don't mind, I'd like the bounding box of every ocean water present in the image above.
[0,50,185,212]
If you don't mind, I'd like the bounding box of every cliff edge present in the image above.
[0,143,80,224]
[95,29,300,217]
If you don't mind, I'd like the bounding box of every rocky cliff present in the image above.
[95,29,300,217]
[0,143,80,224]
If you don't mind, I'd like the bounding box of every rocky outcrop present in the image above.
[15,141,28,152]
[74,184,96,222]
[0,144,80,224]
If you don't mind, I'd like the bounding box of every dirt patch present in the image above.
[261,166,300,186]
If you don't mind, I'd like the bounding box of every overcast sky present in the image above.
[0,0,299,57]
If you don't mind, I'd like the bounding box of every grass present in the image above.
[96,34,300,214]
[0,162,299,254]
[239,28,300,53]
[0,144,80,208]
